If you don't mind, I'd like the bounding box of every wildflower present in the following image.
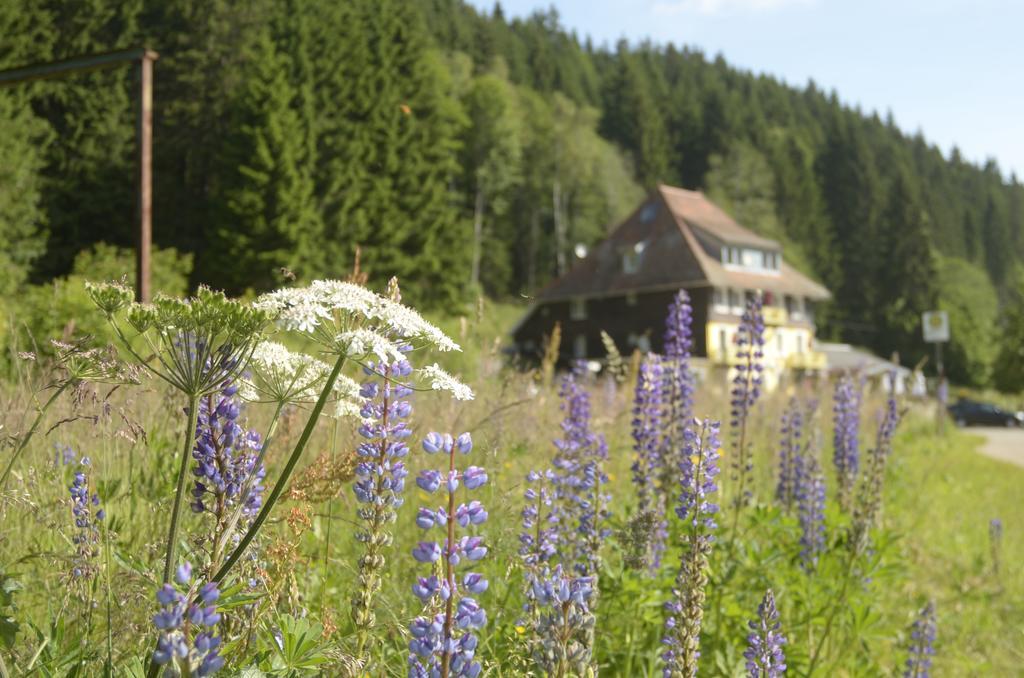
[849,391,901,556]
[903,601,937,678]
[730,295,764,509]
[794,454,826,572]
[528,565,596,676]
[418,363,475,401]
[69,463,104,580]
[832,374,863,512]
[663,419,722,678]
[743,590,787,678]
[151,561,224,676]
[629,354,668,573]
[776,399,803,511]
[239,341,361,407]
[552,363,610,579]
[408,431,487,678]
[662,289,695,472]
[190,380,266,573]
[52,339,141,385]
[351,353,414,642]
[255,279,460,356]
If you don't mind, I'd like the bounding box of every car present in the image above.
[947,399,1024,427]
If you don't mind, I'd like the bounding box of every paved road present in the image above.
[973,426,1024,468]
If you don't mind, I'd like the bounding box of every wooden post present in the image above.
[136,52,155,302]
[0,47,158,301]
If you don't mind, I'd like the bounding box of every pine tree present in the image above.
[207,27,323,293]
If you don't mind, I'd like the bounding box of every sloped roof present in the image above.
[535,185,831,302]
[659,185,780,249]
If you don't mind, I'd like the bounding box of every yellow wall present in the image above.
[705,320,825,390]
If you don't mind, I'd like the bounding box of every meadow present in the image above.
[0,281,1019,677]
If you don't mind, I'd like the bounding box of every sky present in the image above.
[467,0,1024,178]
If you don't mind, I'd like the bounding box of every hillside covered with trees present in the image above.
[1,0,1022,388]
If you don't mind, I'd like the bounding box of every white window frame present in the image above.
[573,334,587,359]
[570,298,587,320]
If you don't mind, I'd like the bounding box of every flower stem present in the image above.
[211,354,346,585]
[161,394,200,584]
[0,381,70,492]
[321,416,340,617]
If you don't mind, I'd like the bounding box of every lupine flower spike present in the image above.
[351,351,413,648]
[775,399,804,511]
[151,562,224,676]
[552,363,610,579]
[832,374,862,512]
[794,454,826,572]
[903,601,937,678]
[662,290,695,474]
[69,461,104,580]
[849,389,901,556]
[662,418,722,678]
[409,432,487,678]
[529,565,597,676]
[743,589,787,677]
[628,354,669,573]
[730,295,764,511]
[190,380,266,574]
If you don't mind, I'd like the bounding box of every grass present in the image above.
[0,303,1021,676]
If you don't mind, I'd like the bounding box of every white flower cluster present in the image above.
[337,329,407,365]
[254,280,460,354]
[418,363,475,401]
[242,341,361,408]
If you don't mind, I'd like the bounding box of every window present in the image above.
[640,202,658,223]
[796,334,804,354]
[728,288,740,310]
[719,329,728,355]
[745,289,757,305]
[713,288,728,311]
[570,298,587,320]
[776,332,783,352]
[573,334,587,359]
[622,241,647,274]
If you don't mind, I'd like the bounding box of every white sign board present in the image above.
[922,310,949,343]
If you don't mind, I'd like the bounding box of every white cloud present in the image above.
[652,0,815,16]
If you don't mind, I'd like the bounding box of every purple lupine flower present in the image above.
[629,354,668,573]
[662,419,722,678]
[832,374,862,512]
[552,362,610,579]
[850,388,901,555]
[730,295,765,509]
[351,350,414,635]
[54,443,77,467]
[190,381,266,540]
[794,454,826,572]
[903,601,937,678]
[776,399,804,511]
[527,564,596,675]
[662,290,695,475]
[990,518,1003,577]
[151,561,224,676]
[408,431,486,678]
[69,462,103,580]
[743,590,786,677]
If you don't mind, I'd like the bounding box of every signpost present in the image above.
[922,310,949,374]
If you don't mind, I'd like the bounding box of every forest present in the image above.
[1,0,1023,390]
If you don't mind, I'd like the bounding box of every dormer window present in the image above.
[622,240,647,274]
[722,246,781,273]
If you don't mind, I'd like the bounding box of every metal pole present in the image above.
[136,53,155,302]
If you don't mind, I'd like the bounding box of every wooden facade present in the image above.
[511,185,831,375]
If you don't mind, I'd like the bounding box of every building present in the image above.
[511,185,831,386]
